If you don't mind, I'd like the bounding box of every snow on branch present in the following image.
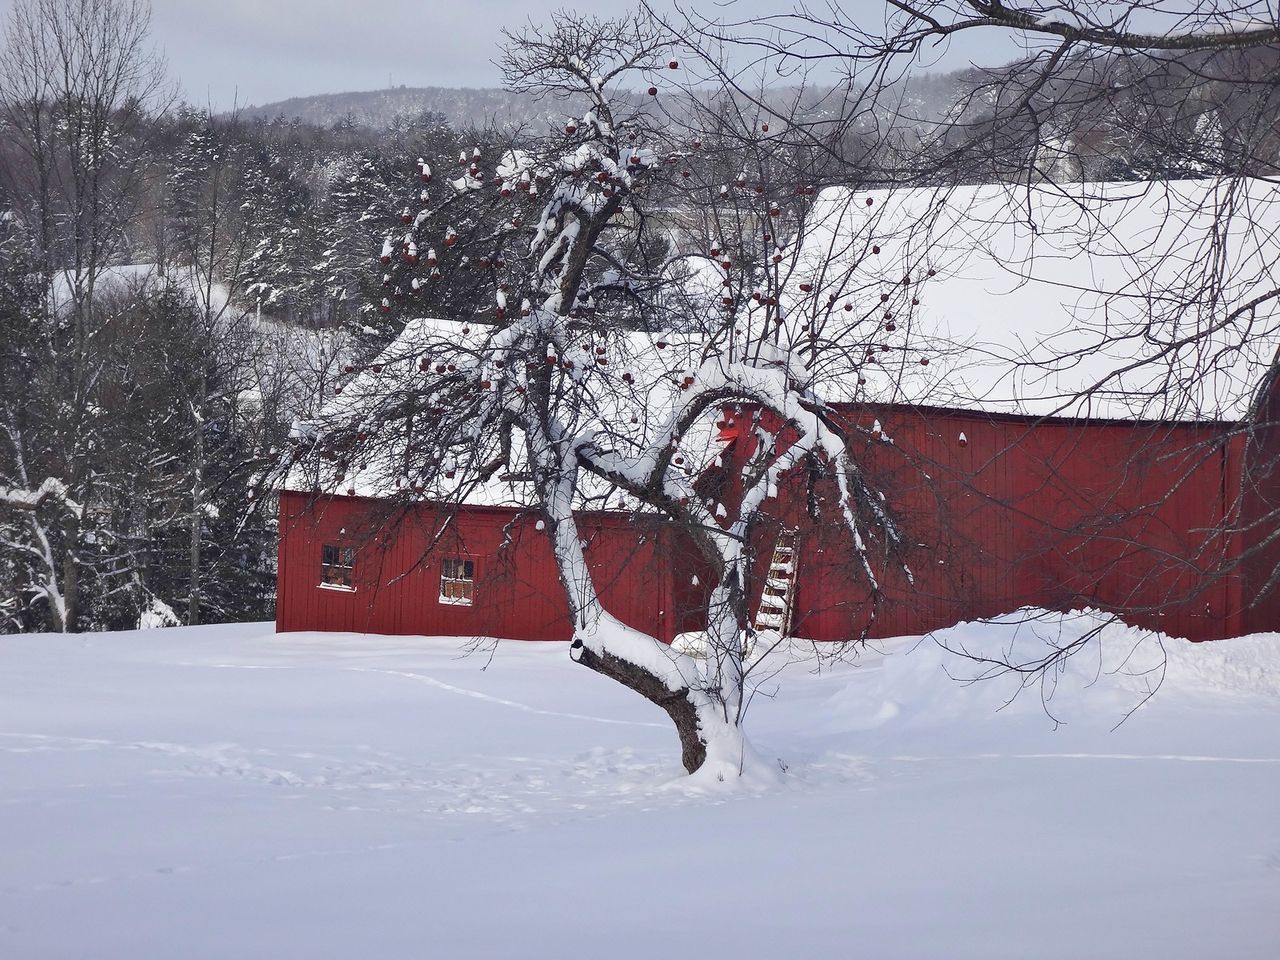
[0,478,81,515]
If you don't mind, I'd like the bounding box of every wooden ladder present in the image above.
[752,529,798,639]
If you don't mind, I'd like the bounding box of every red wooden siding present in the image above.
[1241,371,1280,633]
[729,405,1264,642]
[277,493,699,641]
[278,390,1280,643]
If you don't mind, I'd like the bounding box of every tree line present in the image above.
[0,0,505,631]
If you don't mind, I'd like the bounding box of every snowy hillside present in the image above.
[237,80,966,134]
[240,86,543,130]
[2,615,1277,957]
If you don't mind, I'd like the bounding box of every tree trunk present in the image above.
[570,639,708,773]
[538,466,717,774]
[189,402,204,626]
[60,524,78,633]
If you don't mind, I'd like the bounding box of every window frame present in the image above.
[439,557,476,606]
[319,542,356,592]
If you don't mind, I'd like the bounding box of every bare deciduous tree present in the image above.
[292,12,927,777]
[0,0,169,630]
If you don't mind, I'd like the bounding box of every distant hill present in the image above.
[239,86,577,132]
[239,77,969,134]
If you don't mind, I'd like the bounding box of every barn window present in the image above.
[439,557,475,605]
[319,543,355,590]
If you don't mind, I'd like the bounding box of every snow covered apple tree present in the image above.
[293,13,934,779]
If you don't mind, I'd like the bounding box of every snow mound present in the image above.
[768,608,1280,734]
[137,596,181,630]
[929,608,1280,704]
[1160,627,1280,700]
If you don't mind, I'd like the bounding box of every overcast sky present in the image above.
[1,0,1001,109]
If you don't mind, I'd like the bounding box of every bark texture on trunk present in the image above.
[189,420,204,626]
[571,637,707,773]
[61,521,79,633]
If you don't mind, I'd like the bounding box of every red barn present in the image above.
[277,181,1280,642]
[276,381,1280,642]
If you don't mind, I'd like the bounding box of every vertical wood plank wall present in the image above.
[277,494,696,641]
[736,406,1265,642]
[278,399,1279,643]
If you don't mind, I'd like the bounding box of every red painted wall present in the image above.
[277,395,1279,642]
[1241,371,1280,634]
[729,404,1266,642]
[277,493,703,641]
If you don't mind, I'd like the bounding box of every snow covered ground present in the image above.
[2,613,1278,958]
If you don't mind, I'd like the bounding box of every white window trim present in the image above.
[320,543,356,590]
[439,557,475,606]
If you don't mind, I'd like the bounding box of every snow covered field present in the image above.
[2,615,1278,959]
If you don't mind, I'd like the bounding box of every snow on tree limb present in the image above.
[0,478,81,515]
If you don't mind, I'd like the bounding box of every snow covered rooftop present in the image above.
[47,263,239,318]
[285,179,1280,506]
[286,316,731,505]
[794,178,1280,421]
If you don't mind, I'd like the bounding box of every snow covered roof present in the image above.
[285,316,732,505]
[792,179,1280,421]
[285,179,1280,508]
[47,263,238,318]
